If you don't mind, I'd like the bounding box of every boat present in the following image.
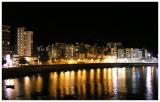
[5,85,14,89]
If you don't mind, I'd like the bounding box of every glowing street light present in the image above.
[148,53,151,59]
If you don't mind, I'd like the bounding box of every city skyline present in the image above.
[2,2,158,54]
[2,2,158,100]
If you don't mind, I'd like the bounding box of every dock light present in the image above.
[4,54,13,66]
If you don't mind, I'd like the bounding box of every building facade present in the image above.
[137,49,143,59]
[125,48,143,60]
[17,27,33,56]
[144,49,149,59]
[117,49,125,59]
[2,25,10,58]
[111,48,117,58]
[65,44,75,59]
[125,48,131,58]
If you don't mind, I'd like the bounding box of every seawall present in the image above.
[2,63,158,79]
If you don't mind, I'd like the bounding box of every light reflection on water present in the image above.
[146,66,153,100]
[132,67,137,94]
[103,68,108,95]
[59,71,64,97]
[108,68,113,96]
[90,69,94,96]
[118,67,126,94]
[2,66,158,100]
[112,68,118,97]
[4,79,15,99]
[24,76,31,99]
[37,75,43,92]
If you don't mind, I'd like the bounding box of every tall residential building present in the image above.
[2,25,10,58]
[17,27,33,56]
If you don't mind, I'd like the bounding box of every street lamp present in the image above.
[148,53,151,60]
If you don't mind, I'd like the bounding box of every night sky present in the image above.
[2,2,158,55]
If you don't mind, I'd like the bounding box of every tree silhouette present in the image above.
[2,58,7,66]
[39,51,49,64]
[19,57,27,65]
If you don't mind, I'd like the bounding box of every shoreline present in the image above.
[2,63,158,79]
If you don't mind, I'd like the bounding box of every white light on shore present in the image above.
[3,54,13,67]
[6,55,10,64]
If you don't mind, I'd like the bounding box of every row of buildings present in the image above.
[37,42,150,62]
[2,25,153,65]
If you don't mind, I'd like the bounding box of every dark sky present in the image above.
[2,2,158,54]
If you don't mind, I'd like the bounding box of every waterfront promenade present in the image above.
[2,63,158,79]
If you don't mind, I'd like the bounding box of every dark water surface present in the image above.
[2,65,158,100]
